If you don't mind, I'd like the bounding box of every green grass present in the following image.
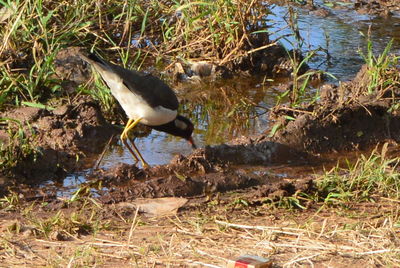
[0,118,39,174]
[273,146,400,209]
[0,190,20,210]
[0,0,273,109]
[315,149,400,205]
[359,33,399,95]
[20,195,107,239]
[275,6,337,108]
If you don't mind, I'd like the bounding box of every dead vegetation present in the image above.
[1,190,399,267]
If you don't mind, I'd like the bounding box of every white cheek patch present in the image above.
[175,119,187,130]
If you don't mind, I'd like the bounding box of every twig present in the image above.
[247,42,277,54]
[218,34,246,66]
[356,249,400,255]
[215,220,309,236]
[94,134,115,170]
[276,106,314,115]
[127,206,140,248]
[66,256,74,268]
[285,253,321,266]
[186,260,222,268]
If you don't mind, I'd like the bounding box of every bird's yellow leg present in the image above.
[120,118,149,168]
[120,118,139,163]
[128,137,149,168]
[120,118,134,140]
[122,138,140,163]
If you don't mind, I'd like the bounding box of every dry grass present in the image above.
[1,198,399,267]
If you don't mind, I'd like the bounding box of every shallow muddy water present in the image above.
[98,77,278,168]
[57,2,400,193]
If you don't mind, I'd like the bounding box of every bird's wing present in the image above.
[117,66,179,111]
[79,52,179,111]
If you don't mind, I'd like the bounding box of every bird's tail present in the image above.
[78,51,110,69]
[87,53,107,65]
[78,51,117,80]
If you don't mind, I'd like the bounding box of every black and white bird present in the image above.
[79,52,196,167]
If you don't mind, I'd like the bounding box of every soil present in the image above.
[352,0,400,16]
[0,96,118,184]
[270,64,400,153]
[94,146,314,203]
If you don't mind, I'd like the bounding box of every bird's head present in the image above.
[173,115,196,149]
[150,115,196,149]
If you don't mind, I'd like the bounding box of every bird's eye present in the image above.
[175,119,188,130]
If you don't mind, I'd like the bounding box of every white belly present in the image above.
[106,79,177,126]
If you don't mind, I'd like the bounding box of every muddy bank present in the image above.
[352,0,400,16]
[4,61,399,203]
[173,43,308,82]
[95,146,314,203]
[16,63,397,203]
[270,64,400,153]
[0,96,118,183]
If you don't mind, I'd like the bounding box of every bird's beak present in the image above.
[188,136,197,149]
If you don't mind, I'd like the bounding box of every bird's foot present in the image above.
[141,161,150,169]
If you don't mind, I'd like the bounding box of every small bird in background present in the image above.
[79,51,196,168]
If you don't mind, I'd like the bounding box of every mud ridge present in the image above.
[98,162,260,203]
[0,96,118,183]
[270,65,400,153]
[93,142,315,203]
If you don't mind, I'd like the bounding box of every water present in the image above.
[59,3,400,190]
[269,3,400,81]
[101,133,195,168]
[42,170,89,198]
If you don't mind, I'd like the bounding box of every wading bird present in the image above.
[79,52,196,167]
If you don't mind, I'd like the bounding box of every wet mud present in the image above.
[352,0,400,16]
[88,62,400,204]
[93,142,308,200]
[173,41,308,81]
[0,96,118,183]
[270,65,400,153]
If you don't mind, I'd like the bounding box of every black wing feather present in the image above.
[87,53,179,111]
